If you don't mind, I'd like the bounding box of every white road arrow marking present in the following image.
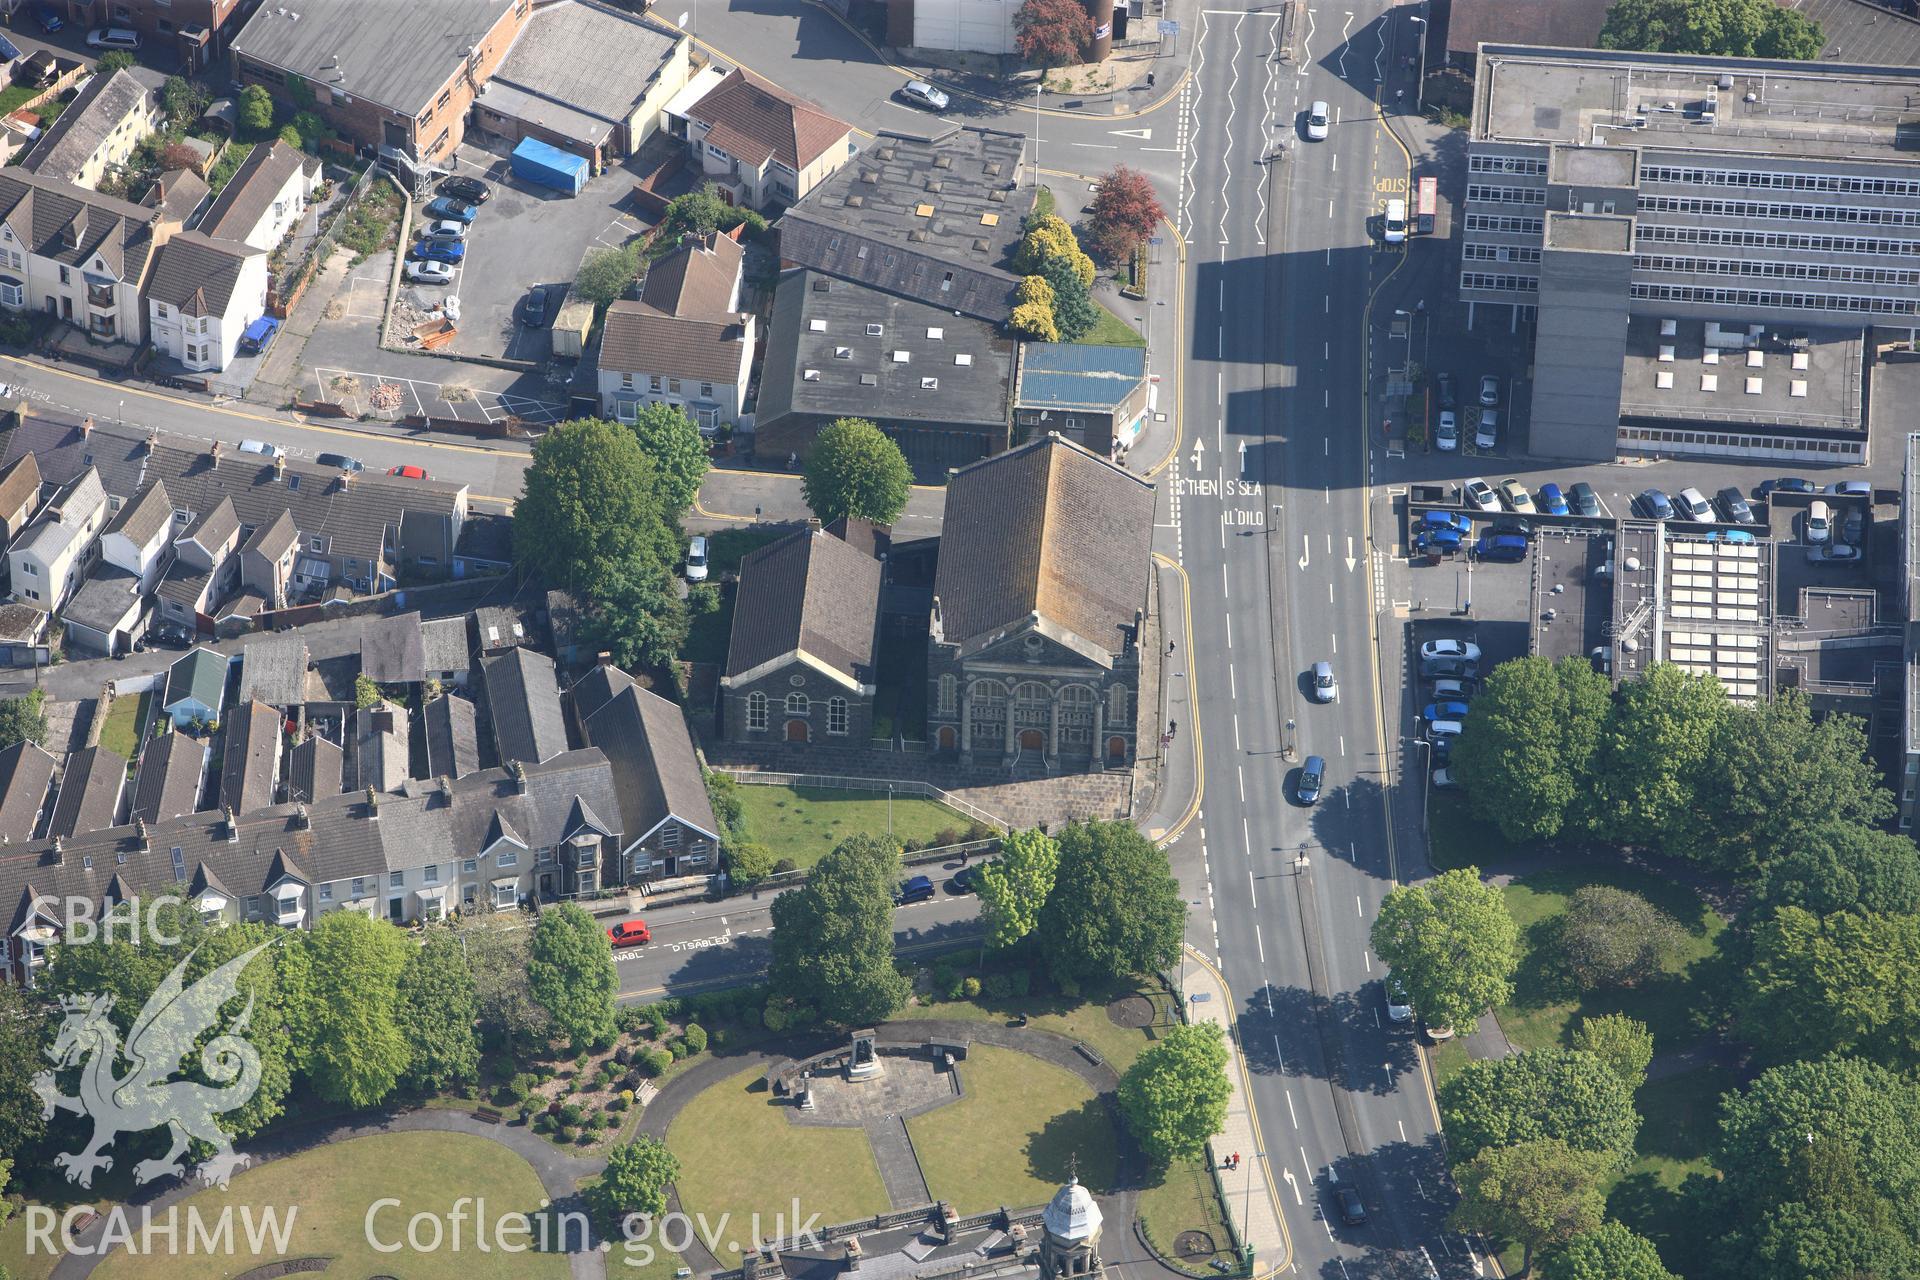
[1299,536,1310,571]
[1110,127,1152,139]
[1238,440,1249,474]
[1345,536,1356,572]
[1281,1167,1302,1205]
[1191,438,1206,470]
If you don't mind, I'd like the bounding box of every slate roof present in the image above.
[16,518,78,564]
[481,646,568,765]
[933,435,1155,663]
[361,612,425,684]
[640,232,743,317]
[0,452,40,520]
[233,0,519,116]
[443,747,623,862]
[52,468,105,525]
[599,301,751,386]
[570,663,634,727]
[22,69,153,183]
[179,494,239,555]
[424,693,481,780]
[0,741,55,843]
[351,702,410,793]
[546,589,581,657]
[103,479,173,547]
[147,166,209,223]
[420,616,471,677]
[688,68,850,173]
[776,126,1030,322]
[241,508,297,560]
[197,140,316,242]
[145,232,263,317]
[237,634,309,707]
[61,566,143,634]
[726,527,881,685]
[473,605,528,651]
[156,559,214,609]
[1015,343,1148,412]
[581,684,719,845]
[0,414,148,500]
[130,731,207,825]
[218,700,280,814]
[285,734,343,803]
[47,745,127,839]
[164,647,228,713]
[0,167,163,282]
[481,0,683,146]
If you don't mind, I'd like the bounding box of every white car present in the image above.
[86,27,140,50]
[404,259,455,285]
[1305,101,1330,141]
[1421,638,1483,663]
[685,535,709,583]
[1676,487,1714,522]
[1382,197,1407,244]
[1805,500,1832,544]
[420,218,468,240]
[1463,478,1499,513]
[1385,976,1414,1023]
[899,80,949,111]
[237,439,285,459]
[1435,410,1457,452]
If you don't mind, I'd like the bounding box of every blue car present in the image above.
[1538,483,1570,516]
[1423,701,1471,722]
[1298,755,1326,805]
[1475,533,1529,563]
[423,196,478,224]
[1416,529,1463,554]
[31,4,62,31]
[411,238,466,264]
[895,875,935,905]
[1636,489,1675,520]
[1420,511,1474,535]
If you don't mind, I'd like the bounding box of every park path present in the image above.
[866,1116,934,1208]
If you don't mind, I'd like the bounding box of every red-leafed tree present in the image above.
[1086,165,1166,261]
[1014,0,1092,68]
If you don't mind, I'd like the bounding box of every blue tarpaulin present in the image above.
[510,137,589,195]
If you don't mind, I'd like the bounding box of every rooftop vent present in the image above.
[921,377,938,390]
[877,146,895,160]
[892,350,909,363]
[914,203,934,217]
[934,154,952,170]
[925,180,942,193]
[859,373,878,386]
[834,345,851,359]
[860,171,878,184]
[865,323,883,336]
[955,353,972,366]
[909,229,930,243]
[803,368,821,381]
[844,194,864,207]
[984,161,1002,176]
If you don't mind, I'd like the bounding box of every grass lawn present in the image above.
[0,1198,106,1280]
[667,1064,889,1237]
[1136,1155,1239,1273]
[908,980,1176,1074]
[909,1045,1117,1211]
[1034,186,1056,219]
[88,1132,569,1280]
[1076,302,1146,349]
[732,784,975,868]
[1608,1066,1730,1277]
[98,691,149,762]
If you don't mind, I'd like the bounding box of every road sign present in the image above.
[1148,236,1163,245]
[1158,18,1179,34]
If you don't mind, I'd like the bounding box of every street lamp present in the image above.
[1179,898,1202,1000]
[1033,84,1043,184]
[1416,738,1433,832]
[1408,12,1429,112]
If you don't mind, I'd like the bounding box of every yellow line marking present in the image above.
[1142,214,1186,482]
[1152,551,1201,846]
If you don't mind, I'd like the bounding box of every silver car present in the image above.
[899,80,949,111]
[1312,660,1338,703]
[1305,101,1330,141]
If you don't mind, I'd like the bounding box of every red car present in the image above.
[387,464,429,480]
[608,920,651,948]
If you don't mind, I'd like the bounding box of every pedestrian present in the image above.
[1169,719,1178,739]
[1168,639,1177,656]
[1146,71,1156,89]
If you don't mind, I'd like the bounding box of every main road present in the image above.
[1171,2,1476,1277]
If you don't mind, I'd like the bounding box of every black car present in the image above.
[1420,655,1479,680]
[147,622,192,649]
[1489,517,1533,539]
[1435,372,1456,411]
[439,175,492,204]
[1756,477,1816,499]
[951,861,999,893]
[1716,487,1756,524]
[895,875,935,905]
[315,452,363,473]
[1327,1173,1368,1227]
[521,286,549,327]
[1568,482,1601,517]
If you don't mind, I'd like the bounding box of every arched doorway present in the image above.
[786,719,810,743]
[1019,728,1045,751]
[937,725,957,751]
[1107,736,1127,762]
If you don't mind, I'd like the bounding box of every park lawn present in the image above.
[733,784,974,868]
[909,1045,1117,1211]
[0,1198,107,1280]
[1076,302,1146,349]
[89,1131,569,1280]
[98,691,149,762]
[668,1064,889,1236]
[1137,1155,1239,1274]
[910,979,1176,1073]
[1608,1065,1730,1275]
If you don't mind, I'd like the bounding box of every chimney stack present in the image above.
[366,786,379,817]
[224,805,239,841]
[274,454,286,478]
[50,835,63,864]
[80,416,93,438]
[134,817,149,852]
[294,801,310,830]
[597,651,612,668]
[510,759,528,793]
[145,427,159,454]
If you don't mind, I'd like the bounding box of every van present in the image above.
[1382,198,1407,244]
[685,535,709,582]
[1298,755,1326,805]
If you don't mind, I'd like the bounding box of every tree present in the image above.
[1754,820,1920,919]
[659,183,761,244]
[801,418,914,526]
[727,841,777,886]
[1038,820,1185,984]
[580,548,690,670]
[770,833,911,1026]
[282,911,413,1108]
[1453,656,1612,843]
[1599,0,1824,60]
[1013,0,1092,67]
[1568,1014,1653,1087]
[397,930,480,1091]
[1037,254,1099,342]
[1437,1049,1641,1169]
[1016,275,1056,309]
[529,903,619,1051]
[1011,299,1060,342]
[574,243,642,308]
[1449,1138,1611,1275]
[0,982,48,1161]
[1740,907,1920,1067]
[96,50,136,73]
[1086,166,1166,262]
[977,827,1061,952]
[161,75,208,125]
[1370,867,1518,1037]
[588,1137,682,1231]
[1557,886,1687,991]
[1679,692,1891,874]
[238,84,275,137]
[1015,215,1095,287]
[457,914,552,1048]
[0,688,47,750]
[625,404,710,516]
[1591,663,1727,850]
[1118,1021,1230,1166]
[354,673,381,710]
[706,771,745,844]
[161,142,204,174]
[1540,1221,1677,1280]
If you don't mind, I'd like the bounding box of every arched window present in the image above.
[1109,684,1129,725]
[786,692,810,716]
[971,679,1007,706]
[1060,684,1096,746]
[937,673,957,715]
[827,697,849,735]
[746,691,767,730]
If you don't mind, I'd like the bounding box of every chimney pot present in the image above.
[80,416,93,438]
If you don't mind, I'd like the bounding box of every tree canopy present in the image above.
[1592,663,1727,850]
[457,914,552,1048]
[1118,1021,1231,1166]
[1599,0,1824,59]
[1437,1048,1642,1169]
[1753,821,1920,919]
[1556,885,1687,991]
[1038,820,1185,984]
[0,689,48,751]
[801,418,914,526]
[1453,656,1611,843]
[1449,1138,1612,1275]
[1539,1221,1677,1280]
[1013,0,1092,67]
[574,244,643,308]
[1369,867,1518,1037]
[398,929,480,1091]
[588,1137,682,1231]
[0,983,46,1162]
[1740,907,1920,1068]
[624,403,710,516]
[977,827,1061,952]
[1086,166,1166,262]
[769,833,912,1025]
[528,903,620,1051]
[1568,1014,1653,1087]
[282,910,414,1108]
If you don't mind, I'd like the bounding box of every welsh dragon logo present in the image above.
[32,942,273,1190]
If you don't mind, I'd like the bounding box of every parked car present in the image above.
[147,622,192,649]
[314,452,363,472]
[1423,701,1471,722]
[31,4,62,32]
[1385,976,1414,1022]
[895,875,936,904]
[685,535,709,582]
[410,238,466,264]
[1805,500,1832,543]
[237,439,285,459]
[1537,483,1569,516]
[1676,487,1715,522]
[1756,477,1816,499]
[1431,676,1476,700]
[1475,533,1529,563]
[424,196,479,223]
[1419,511,1473,535]
[1842,507,1866,547]
[1463,478,1499,512]
[420,218,470,241]
[1427,719,1465,739]
[86,27,141,49]
[1434,410,1457,451]
[1813,541,1862,564]
[1415,528,1463,555]
[1422,655,1478,679]
[1381,198,1407,243]
[1568,482,1601,517]
[1312,660,1338,703]
[1475,408,1498,451]
[521,286,549,326]
[388,464,429,479]
[1716,487,1756,524]
[439,175,493,205]
[1435,372,1456,411]
[1636,488,1675,520]
[1825,479,1874,498]
[1305,100,1330,140]
[1297,755,1326,805]
[898,80,950,111]
[403,259,455,285]
[1489,517,1533,539]
[607,920,651,947]
[1421,638,1482,663]
[1498,479,1533,513]
[1478,374,1500,406]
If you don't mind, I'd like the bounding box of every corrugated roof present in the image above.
[1015,342,1147,411]
[482,0,682,142]
[238,634,309,708]
[164,647,228,714]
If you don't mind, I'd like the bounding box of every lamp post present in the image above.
[1408,13,1428,112]
[1179,898,1202,1000]
[1417,738,1433,833]
[1033,84,1043,185]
